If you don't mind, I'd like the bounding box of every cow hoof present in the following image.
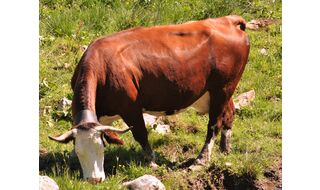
[220,148,231,154]
[220,142,231,154]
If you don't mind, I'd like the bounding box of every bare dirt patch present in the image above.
[257,159,282,189]
[177,160,282,190]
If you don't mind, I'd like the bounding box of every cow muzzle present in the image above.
[87,177,103,184]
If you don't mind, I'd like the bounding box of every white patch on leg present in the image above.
[190,132,216,170]
[222,129,232,139]
[206,133,216,162]
[196,131,216,164]
[221,128,232,152]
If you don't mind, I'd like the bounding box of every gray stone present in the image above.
[143,113,158,127]
[259,48,267,55]
[123,175,165,190]
[39,175,59,190]
[234,90,255,110]
[80,45,88,52]
[142,114,171,134]
[58,97,72,109]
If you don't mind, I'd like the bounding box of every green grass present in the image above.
[40,0,282,189]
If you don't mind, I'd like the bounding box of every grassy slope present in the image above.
[39,0,282,189]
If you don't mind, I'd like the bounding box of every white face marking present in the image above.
[73,129,106,181]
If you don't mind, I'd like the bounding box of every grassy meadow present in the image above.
[39,0,282,189]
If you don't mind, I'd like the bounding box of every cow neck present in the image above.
[73,109,100,127]
[73,66,98,120]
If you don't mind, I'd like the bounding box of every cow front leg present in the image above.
[121,111,158,169]
[192,117,222,167]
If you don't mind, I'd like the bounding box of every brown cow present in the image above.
[49,15,250,183]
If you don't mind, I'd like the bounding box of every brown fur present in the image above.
[71,15,250,158]
[72,123,124,145]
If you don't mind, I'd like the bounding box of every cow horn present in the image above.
[94,125,133,134]
[48,130,74,143]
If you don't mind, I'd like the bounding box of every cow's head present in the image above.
[49,123,131,184]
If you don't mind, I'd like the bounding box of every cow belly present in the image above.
[99,115,121,125]
[142,109,186,116]
[142,92,210,116]
[191,92,210,114]
[98,92,210,125]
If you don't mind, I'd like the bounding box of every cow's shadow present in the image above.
[39,150,82,177]
[39,146,177,178]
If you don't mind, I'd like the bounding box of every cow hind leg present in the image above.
[220,128,232,153]
[191,91,230,168]
[220,99,235,153]
[121,109,158,169]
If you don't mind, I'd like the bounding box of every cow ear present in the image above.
[48,130,74,144]
[102,131,125,145]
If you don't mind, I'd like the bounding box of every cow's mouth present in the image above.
[87,177,103,184]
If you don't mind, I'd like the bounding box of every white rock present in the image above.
[234,90,255,110]
[122,175,165,190]
[259,48,267,55]
[39,175,59,190]
[154,124,171,135]
[43,106,52,115]
[64,63,70,69]
[49,36,55,41]
[234,103,241,110]
[143,113,158,127]
[122,114,170,134]
[59,97,72,109]
[80,45,88,52]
